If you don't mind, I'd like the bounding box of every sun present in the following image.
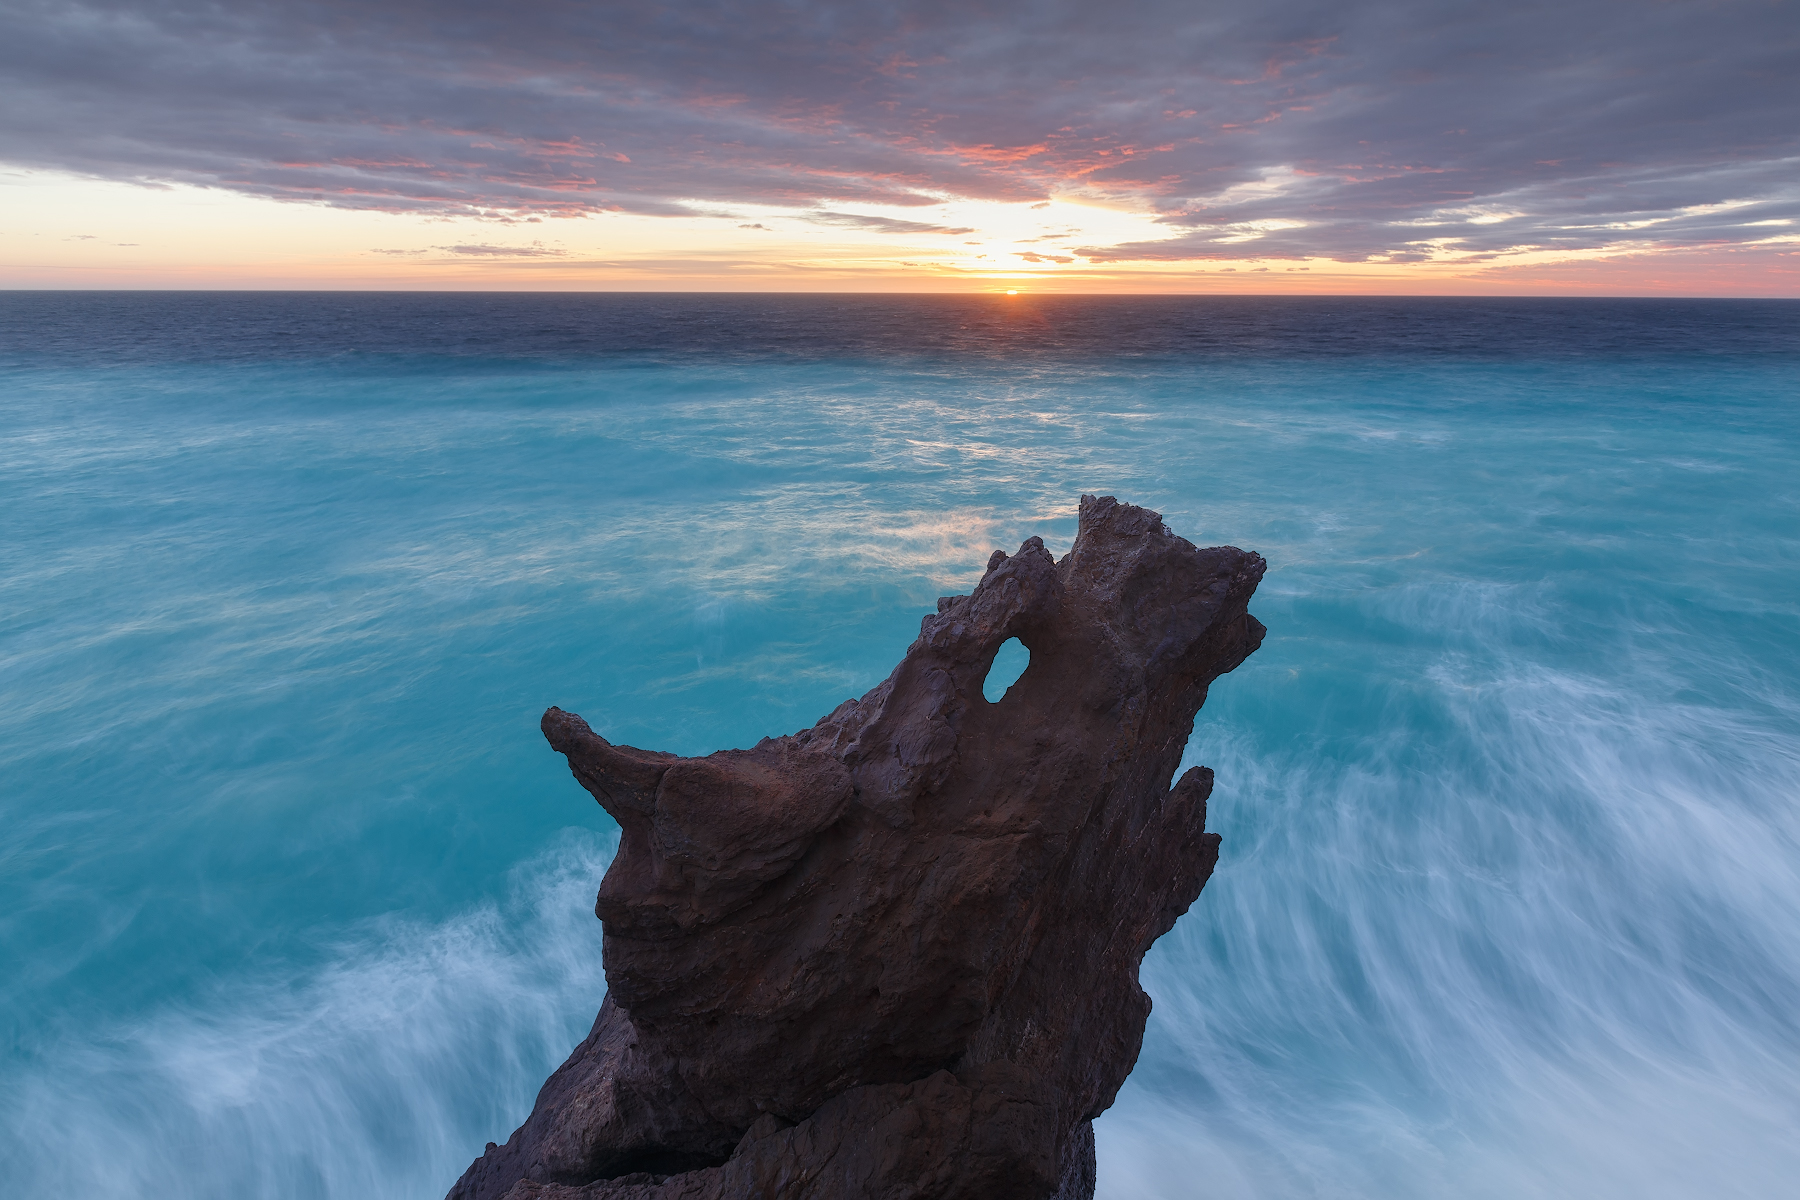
[1006,289,1018,295]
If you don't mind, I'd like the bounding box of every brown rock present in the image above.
[447,495,1266,1200]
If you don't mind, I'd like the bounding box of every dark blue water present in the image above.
[3,294,1797,1199]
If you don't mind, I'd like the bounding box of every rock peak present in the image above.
[450,496,1266,1200]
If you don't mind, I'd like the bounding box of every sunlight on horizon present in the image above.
[3,168,1794,294]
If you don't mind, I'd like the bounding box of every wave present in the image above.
[0,832,614,1200]
[1097,581,1800,1199]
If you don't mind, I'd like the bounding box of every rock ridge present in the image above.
[448,495,1266,1200]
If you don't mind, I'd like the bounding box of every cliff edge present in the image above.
[448,495,1266,1200]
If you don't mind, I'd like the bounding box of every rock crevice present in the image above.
[448,495,1266,1200]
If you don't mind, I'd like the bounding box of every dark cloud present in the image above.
[3,1,1796,261]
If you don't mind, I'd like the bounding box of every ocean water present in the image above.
[2,293,1796,1199]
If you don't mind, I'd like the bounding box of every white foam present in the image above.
[1098,581,1800,1199]
[0,831,614,1200]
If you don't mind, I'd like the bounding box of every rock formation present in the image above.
[448,495,1266,1200]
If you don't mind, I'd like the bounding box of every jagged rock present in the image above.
[448,495,1266,1200]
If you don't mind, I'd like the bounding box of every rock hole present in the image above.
[983,637,1030,702]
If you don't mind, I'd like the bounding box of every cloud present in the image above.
[804,211,977,235]
[436,244,567,257]
[1,1,1795,262]
[1080,158,1800,264]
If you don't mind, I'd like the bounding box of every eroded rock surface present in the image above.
[448,495,1266,1200]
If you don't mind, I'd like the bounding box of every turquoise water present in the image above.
[2,296,1797,1198]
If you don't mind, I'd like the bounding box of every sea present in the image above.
[2,293,1797,1199]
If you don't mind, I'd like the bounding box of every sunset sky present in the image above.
[4,0,1796,292]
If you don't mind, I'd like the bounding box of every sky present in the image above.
[3,0,1797,292]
